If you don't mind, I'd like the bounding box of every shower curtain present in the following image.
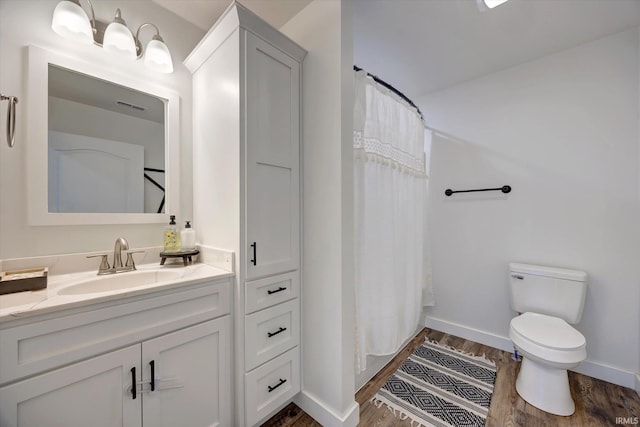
[353,70,433,374]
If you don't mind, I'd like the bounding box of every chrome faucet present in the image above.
[87,238,144,275]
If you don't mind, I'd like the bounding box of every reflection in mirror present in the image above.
[48,65,166,214]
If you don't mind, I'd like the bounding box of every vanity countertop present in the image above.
[0,263,233,323]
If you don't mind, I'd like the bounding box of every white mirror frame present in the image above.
[26,45,180,225]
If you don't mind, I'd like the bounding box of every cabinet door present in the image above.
[245,31,300,280]
[0,345,140,427]
[141,317,231,427]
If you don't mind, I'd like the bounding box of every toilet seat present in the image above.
[510,312,586,366]
[511,312,585,350]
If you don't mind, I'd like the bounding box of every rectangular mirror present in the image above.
[48,65,166,214]
[27,46,180,225]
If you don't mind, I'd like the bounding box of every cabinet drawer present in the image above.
[245,299,299,371]
[0,279,231,386]
[245,346,300,427]
[245,271,298,314]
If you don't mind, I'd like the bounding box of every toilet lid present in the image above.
[511,312,586,350]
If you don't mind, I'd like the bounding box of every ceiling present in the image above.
[354,0,640,99]
[151,0,640,102]
[151,0,312,32]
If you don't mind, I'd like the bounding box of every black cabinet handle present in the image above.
[131,367,137,400]
[268,378,287,393]
[150,360,155,392]
[267,286,287,295]
[250,242,257,266]
[267,326,287,338]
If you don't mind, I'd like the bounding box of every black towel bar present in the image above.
[445,185,511,197]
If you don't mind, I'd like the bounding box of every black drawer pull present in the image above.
[131,367,137,400]
[268,378,287,393]
[267,286,287,295]
[267,327,287,338]
[250,242,257,266]
[150,360,155,392]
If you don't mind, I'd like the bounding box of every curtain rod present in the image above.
[353,65,424,122]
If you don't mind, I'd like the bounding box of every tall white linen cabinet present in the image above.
[185,3,306,426]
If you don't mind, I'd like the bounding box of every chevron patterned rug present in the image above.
[372,340,497,427]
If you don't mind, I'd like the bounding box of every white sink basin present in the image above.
[58,270,184,296]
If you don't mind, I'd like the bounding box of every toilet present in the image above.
[508,262,587,416]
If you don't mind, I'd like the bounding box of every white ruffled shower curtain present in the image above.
[354,70,433,374]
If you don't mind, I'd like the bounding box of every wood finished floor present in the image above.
[261,328,640,427]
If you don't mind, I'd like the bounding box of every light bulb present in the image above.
[51,0,93,44]
[144,38,173,74]
[102,9,136,60]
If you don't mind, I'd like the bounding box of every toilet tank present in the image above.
[509,262,588,324]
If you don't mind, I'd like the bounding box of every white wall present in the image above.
[281,1,359,426]
[0,0,203,259]
[419,28,640,387]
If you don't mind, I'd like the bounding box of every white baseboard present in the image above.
[294,390,359,427]
[635,373,640,397]
[424,316,513,353]
[424,316,637,389]
[572,359,636,389]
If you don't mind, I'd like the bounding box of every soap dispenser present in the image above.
[164,215,180,252]
[181,221,196,251]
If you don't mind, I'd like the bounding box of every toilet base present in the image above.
[515,356,575,416]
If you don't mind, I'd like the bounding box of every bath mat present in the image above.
[372,340,496,427]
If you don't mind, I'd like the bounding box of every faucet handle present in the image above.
[87,254,111,275]
[125,250,145,270]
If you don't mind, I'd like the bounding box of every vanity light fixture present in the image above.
[51,0,174,73]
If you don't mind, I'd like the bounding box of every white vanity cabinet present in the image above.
[0,278,232,427]
[0,344,141,427]
[185,3,305,426]
[141,318,230,427]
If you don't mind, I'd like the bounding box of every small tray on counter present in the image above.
[159,250,199,267]
[0,267,48,295]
